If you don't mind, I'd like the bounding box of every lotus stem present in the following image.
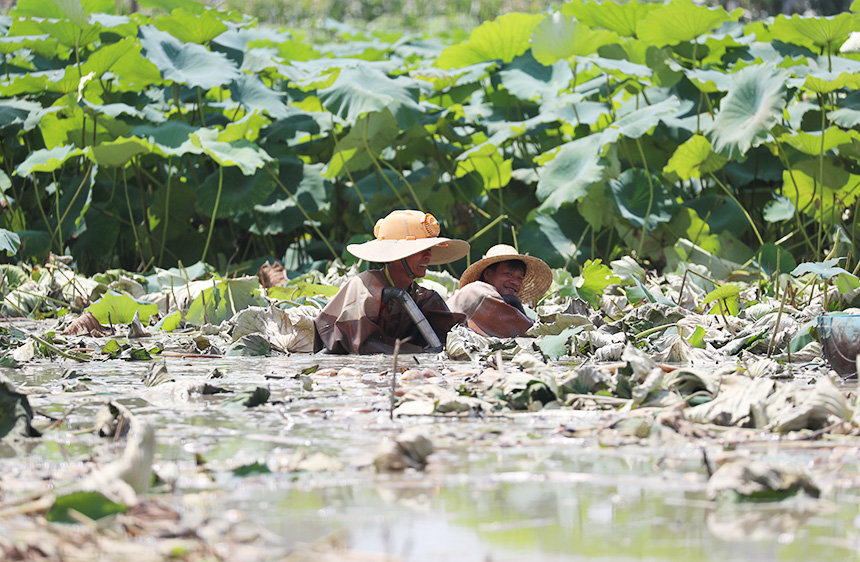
[634,138,655,257]
[767,277,791,358]
[122,173,147,269]
[201,166,223,265]
[159,157,173,265]
[707,172,764,246]
[466,214,507,245]
[264,165,338,260]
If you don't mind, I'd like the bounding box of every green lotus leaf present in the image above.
[323,109,398,179]
[685,68,733,93]
[755,243,796,276]
[76,37,162,91]
[701,283,740,306]
[707,65,787,158]
[185,277,266,326]
[829,107,860,128]
[781,167,859,225]
[132,121,201,156]
[778,127,853,156]
[15,18,100,50]
[15,145,85,175]
[71,205,123,267]
[191,129,272,175]
[16,230,52,261]
[586,54,653,81]
[534,326,582,360]
[218,112,269,143]
[561,0,661,37]
[792,71,860,94]
[16,0,91,28]
[435,12,542,69]
[530,12,618,65]
[80,36,136,79]
[536,137,604,213]
[230,75,288,119]
[769,13,858,52]
[47,491,126,524]
[576,259,621,309]
[139,25,239,89]
[268,282,339,301]
[455,143,512,190]
[516,213,578,268]
[252,162,329,236]
[318,67,423,129]
[0,73,53,98]
[793,157,853,191]
[684,195,747,235]
[687,325,706,349]
[601,96,682,146]
[496,53,573,101]
[638,0,739,47]
[87,291,159,324]
[0,229,20,255]
[664,135,727,180]
[0,34,54,56]
[153,310,182,332]
[791,257,849,280]
[137,0,206,14]
[153,9,228,44]
[87,137,154,167]
[196,167,276,219]
[0,99,41,134]
[607,168,675,232]
[763,194,796,223]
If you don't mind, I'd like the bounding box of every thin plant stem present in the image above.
[634,138,655,257]
[708,172,764,246]
[264,165,339,260]
[122,173,146,270]
[201,166,223,264]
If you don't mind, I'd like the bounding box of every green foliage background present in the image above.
[2,0,860,278]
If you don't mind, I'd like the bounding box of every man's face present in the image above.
[403,248,432,278]
[484,261,525,297]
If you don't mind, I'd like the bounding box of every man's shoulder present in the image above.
[454,281,499,298]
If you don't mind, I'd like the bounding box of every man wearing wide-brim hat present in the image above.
[314,210,470,354]
[448,244,552,338]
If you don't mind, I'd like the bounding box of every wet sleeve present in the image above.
[314,273,386,354]
[448,283,534,338]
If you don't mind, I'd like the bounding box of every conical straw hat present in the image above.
[458,244,552,302]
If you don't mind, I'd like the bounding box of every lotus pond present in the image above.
[1,328,859,562]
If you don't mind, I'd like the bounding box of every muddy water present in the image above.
[3,354,860,561]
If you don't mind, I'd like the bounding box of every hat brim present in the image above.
[348,237,470,265]
[459,253,552,302]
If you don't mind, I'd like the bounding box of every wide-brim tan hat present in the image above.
[347,210,470,265]
[459,244,552,302]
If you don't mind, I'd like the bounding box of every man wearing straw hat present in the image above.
[448,244,552,338]
[314,210,470,354]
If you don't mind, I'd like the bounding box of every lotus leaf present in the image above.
[46,491,127,523]
[153,9,228,44]
[561,0,661,37]
[323,109,399,178]
[435,13,542,69]
[530,12,618,65]
[230,305,317,353]
[638,0,739,47]
[87,291,158,325]
[139,26,239,89]
[0,372,40,439]
[707,65,787,158]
